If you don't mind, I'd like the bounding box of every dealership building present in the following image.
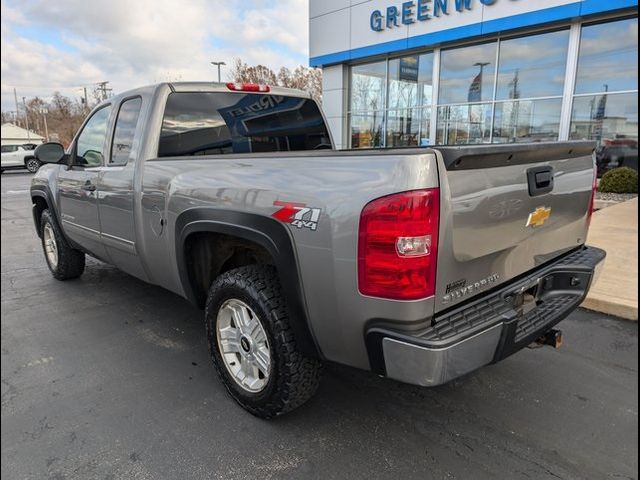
[309,0,638,152]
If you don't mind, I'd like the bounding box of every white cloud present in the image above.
[0,0,309,110]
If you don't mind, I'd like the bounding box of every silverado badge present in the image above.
[526,206,551,228]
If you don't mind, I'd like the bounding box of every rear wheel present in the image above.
[40,209,85,280]
[26,158,41,173]
[205,265,322,418]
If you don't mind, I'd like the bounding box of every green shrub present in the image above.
[599,167,639,194]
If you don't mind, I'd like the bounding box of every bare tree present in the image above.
[229,59,277,85]
[230,59,323,102]
[2,92,86,146]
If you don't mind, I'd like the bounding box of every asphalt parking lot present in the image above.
[1,171,638,480]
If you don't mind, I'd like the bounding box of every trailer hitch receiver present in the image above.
[536,328,563,348]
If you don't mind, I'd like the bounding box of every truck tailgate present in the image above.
[434,141,596,312]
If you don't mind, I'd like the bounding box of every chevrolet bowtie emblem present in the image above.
[526,206,551,227]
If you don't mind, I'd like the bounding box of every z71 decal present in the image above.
[272,201,321,231]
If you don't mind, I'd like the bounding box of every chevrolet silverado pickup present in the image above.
[30,82,605,418]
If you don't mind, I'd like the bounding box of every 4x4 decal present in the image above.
[272,201,321,231]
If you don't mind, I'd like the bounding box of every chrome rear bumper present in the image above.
[366,246,606,387]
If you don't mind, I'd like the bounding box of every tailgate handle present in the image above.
[527,166,554,196]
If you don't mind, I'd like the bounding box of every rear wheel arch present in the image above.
[175,208,321,359]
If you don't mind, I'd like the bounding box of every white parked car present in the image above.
[1,144,41,173]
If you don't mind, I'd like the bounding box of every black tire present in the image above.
[205,265,322,418]
[25,157,41,173]
[40,209,85,280]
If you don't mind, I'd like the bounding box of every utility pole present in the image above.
[96,81,112,101]
[13,88,20,127]
[211,61,226,83]
[41,108,49,142]
[83,87,89,112]
[22,97,31,142]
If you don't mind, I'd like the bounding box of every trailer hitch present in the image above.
[535,328,563,349]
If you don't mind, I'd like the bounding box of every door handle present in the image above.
[81,183,96,192]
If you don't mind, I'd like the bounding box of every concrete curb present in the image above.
[582,295,638,321]
[582,197,638,321]
[594,199,618,211]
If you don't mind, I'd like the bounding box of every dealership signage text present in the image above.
[371,0,498,31]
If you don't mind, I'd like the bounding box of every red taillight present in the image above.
[226,82,270,92]
[358,189,440,300]
[587,163,597,227]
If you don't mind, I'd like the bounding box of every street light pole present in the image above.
[211,61,226,83]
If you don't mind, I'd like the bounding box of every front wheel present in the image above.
[205,265,322,418]
[40,209,85,280]
[25,157,41,173]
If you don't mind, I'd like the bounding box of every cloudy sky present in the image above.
[0,0,309,111]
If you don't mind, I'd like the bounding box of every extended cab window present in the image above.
[76,105,112,167]
[158,92,331,157]
[111,97,142,165]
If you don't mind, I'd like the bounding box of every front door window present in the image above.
[76,106,112,167]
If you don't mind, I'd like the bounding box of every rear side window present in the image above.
[158,92,331,157]
[111,97,142,165]
[1,145,18,153]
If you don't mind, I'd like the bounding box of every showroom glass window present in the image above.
[569,17,638,174]
[437,42,496,144]
[349,53,433,148]
[492,29,569,144]
[436,29,569,145]
[350,61,386,148]
[386,54,434,147]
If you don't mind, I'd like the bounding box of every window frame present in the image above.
[109,95,143,167]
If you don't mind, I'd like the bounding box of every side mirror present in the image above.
[34,142,66,164]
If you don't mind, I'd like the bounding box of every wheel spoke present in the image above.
[237,305,255,332]
[219,326,241,353]
[245,315,260,339]
[254,346,270,374]
[239,356,252,382]
[229,304,245,331]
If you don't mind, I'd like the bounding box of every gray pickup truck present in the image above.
[31,82,605,418]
